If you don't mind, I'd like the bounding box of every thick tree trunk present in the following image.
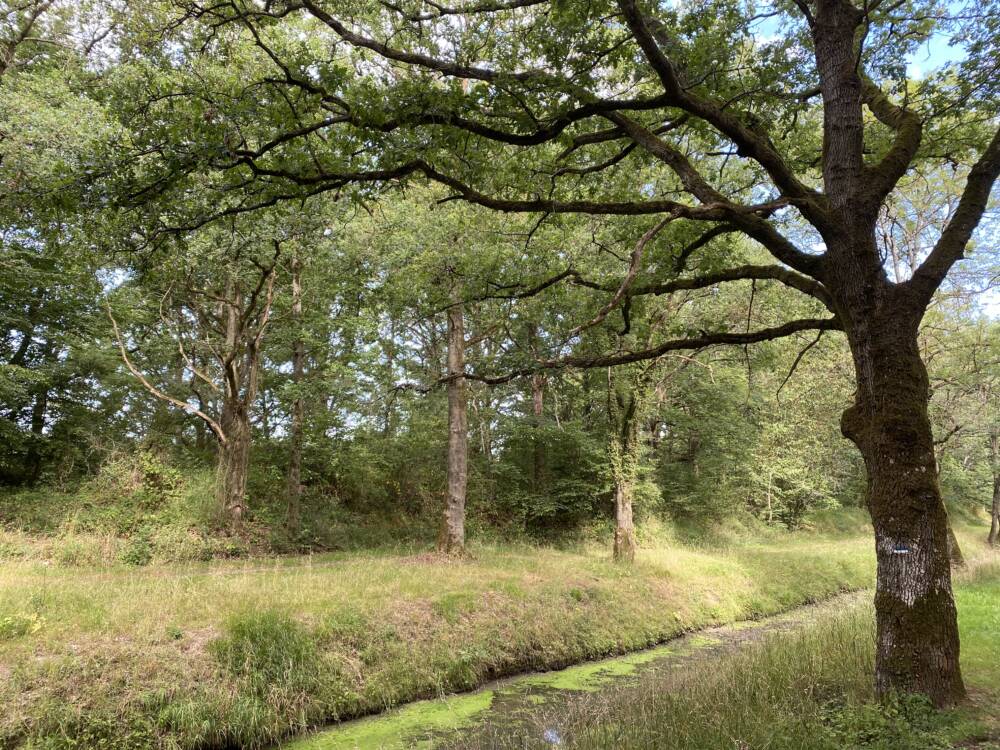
[613,479,637,563]
[217,399,250,524]
[840,311,965,707]
[286,253,305,531]
[812,0,968,689]
[216,273,252,526]
[438,296,467,554]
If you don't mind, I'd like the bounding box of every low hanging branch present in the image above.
[105,300,228,445]
[449,315,842,386]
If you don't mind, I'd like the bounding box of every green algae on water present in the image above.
[283,691,494,750]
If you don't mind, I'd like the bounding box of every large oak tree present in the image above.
[124,0,1000,705]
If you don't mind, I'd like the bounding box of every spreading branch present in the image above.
[106,300,228,445]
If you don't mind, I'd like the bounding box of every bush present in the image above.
[118,528,153,566]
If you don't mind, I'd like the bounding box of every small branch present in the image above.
[566,212,676,338]
[776,329,825,396]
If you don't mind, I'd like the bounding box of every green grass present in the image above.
[0,524,884,750]
[461,558,1000,750]
[0,518,994,750]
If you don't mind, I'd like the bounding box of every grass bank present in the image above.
[0,522,991,749]
[466,560,1000,750]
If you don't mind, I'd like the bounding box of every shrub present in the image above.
[820,693,957,749]
[119,530,153,566]
[0,611,44,641]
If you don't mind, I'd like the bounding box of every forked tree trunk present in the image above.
[810,0,968,697]
[285,253,305,531]
[438,296,467,554]
[840,309,965,707]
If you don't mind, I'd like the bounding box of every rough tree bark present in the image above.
[837,287,965,705]
[285,252,305,531]
[438,292,468,554]
[809,0,973,705]
[990,429,999,546]
[218,396,251,523]
[215,274,250,524]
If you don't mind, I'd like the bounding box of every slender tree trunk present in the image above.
[438,294,467,554]
[839,302,965,707]
[989,476,999,547]
[989,431,999,546]
[286,253,305,531]
[611,424,639,563]
[25,385,48,484]
[608,369,640,563]
[531,372,545,491]
[946,522,965,568]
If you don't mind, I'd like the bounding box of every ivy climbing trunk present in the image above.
[608,367,641,563]
[612,479,637,563]
[438,293,467,554]
[531,371,545,491]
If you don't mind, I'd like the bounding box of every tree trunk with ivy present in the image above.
[608,367,643,563]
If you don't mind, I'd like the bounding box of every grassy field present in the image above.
[0,519,994,749]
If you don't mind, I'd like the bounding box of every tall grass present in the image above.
[458,568,999,750]
[0,523,994,749]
